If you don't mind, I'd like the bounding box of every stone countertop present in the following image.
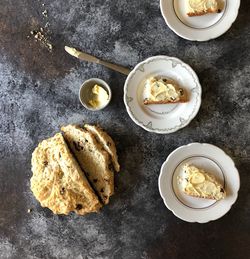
[0,0,250,258]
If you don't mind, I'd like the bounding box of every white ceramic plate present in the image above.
[124,56,201,134]
[159,143,240,223]
[160,0,240,41]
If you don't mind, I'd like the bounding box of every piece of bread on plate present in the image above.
[187,0,220,17]
[30,133,102,215]
[84,124,120,173]
[61,125,114,205]
[143,77,187,105]
[182,164,226,200]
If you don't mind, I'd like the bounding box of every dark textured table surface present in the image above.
[0,0,250,258]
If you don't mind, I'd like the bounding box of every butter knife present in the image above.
[65,46,131,75]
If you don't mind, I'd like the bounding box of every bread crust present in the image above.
[143,95,187,105]
[187,8,219,17]
[184,190,217,200]
[31,133,102,215]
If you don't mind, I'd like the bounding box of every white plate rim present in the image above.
[160,0,241,41]
[158,143,240,223]
[123,55,202,134]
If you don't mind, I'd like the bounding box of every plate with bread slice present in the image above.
[124,56,201,134]
[159,143,240,223]
[160,0,240,41]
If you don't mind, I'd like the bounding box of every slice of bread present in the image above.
[187,0,220,17]
[182,164,226,200]
[31,133,102,215]
[61,125,114,204]
[84,124,120,173]
[143,77,187,105]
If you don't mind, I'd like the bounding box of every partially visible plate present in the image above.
[158,143,240,223]
[124,56,201,134]
[160,0,240,41]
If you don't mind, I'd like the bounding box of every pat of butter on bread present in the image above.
[182,164,226,200]
[143,77,187,105]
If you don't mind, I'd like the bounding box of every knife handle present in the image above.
[98,59,131,76]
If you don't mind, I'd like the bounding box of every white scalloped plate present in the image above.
[159,143,240,223]
[160,0,240,41]
[124,56,201,134]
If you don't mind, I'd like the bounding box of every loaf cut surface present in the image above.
[61,125,114,204]
[84,124,120,173]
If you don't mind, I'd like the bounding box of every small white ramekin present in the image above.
[79,78,112,111]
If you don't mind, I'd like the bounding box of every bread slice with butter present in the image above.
[61,125,114,204]
[31,133,102,215]
[183,164,226,200]
[143,77,187,105]
[84,124,120,173]
[187,0,220,17]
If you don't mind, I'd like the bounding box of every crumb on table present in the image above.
[30,28,53,51]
